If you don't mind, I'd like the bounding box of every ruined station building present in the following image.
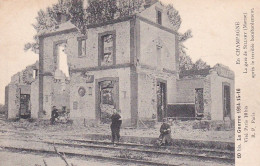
[5,1,235,128]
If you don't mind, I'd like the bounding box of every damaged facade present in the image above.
[170,64,235,122]
[5,61,39,119]
[5,2,235,126]
[5,60,70,120]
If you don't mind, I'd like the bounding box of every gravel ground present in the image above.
[0,117,234,142]
[0,115,234,166]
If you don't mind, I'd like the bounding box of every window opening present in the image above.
[79,39,87,57]
[195,88,204,114]
[55,43,70,79]
[157,10,162,25]
[33,69,38,79]
[101,34,113,66]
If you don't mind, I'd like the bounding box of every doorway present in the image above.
[157,81,167,122]
[195,88,204,116]
[20,94,31,119]
[223,84,231,119]
[96,78,119,123]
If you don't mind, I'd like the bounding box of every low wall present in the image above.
[167,104,195,119]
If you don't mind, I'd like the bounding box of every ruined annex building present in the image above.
[5,1,235,127]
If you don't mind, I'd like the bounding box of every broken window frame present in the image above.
[156,7,162,25]
[77,36,88,57]
[33,69,38,79]
[222,82,231,119]
[98,31,116,66]
[53,40,67,71]
[195,88,204,114]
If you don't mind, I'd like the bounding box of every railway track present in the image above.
[0,136,235,166]
[64,138,235,161]
[1,146,176,166]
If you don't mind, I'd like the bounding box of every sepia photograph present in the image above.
[0,0,259,165]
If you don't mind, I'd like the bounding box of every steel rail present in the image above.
[0,146,179,166]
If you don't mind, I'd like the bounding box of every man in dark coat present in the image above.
[159,119,172,146]
[110,108,122,144]
[50,106,59,125]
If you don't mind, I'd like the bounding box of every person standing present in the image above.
[50,106,59,125]
[110,108,121,144]
[118,109,122,129]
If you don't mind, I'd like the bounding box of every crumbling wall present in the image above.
[137,13,178,122]
[42,76,54,119]
[210,70,235,120]
[31,79,39,119]
[139,2,177,31]
[138,72,157,120]
[6,61,39,119]
[6,84,20,119]
[41,20,131,123]
[70,72,95,120]
[83,21,131,67]
[139,17,177,72]
[203,75,211,120]
[176,78,204,103]
[52,79,70,110]
[137,70,177,121]
[70,68,131,125]
[40,76,70,119]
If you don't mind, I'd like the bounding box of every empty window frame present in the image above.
[223,83,231,118]
[98,31,116,66]
[156,9,162,25]
[53,40,69,78]
[33,69,38,79]
[195,88,204,114]
[78,36,87,57]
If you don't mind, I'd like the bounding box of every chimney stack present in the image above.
[144,0,158,8]
[56,12,68,24]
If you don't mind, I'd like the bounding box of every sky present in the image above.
[0,0,259,105]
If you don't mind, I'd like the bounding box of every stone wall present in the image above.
[139,19,177,72]
[41,20,132,121]
[175,65,235,121]
[210,70,235,120]
[52,79,70,110]
[137,8,178,122]
[138,72,157,119]
[31,79,39,119]
[6,84,19,119]
[42,21,131,73]
[139,2,177,32]
[203,75,211,120]
[69,67,131,125]
[176,78,204,103]
[137,69,177,121]
[6,62,39,119]
[41,76,53,119]
[39,10,179,126]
